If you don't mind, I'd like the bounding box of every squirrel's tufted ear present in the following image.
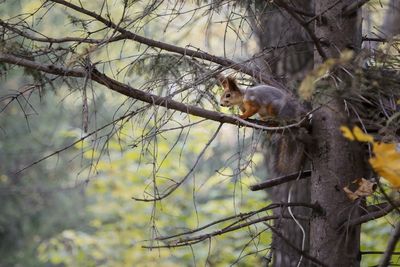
[226,76,240,92]
[217,74,229,90]
[217,74,240,91]
[216,74,225,83]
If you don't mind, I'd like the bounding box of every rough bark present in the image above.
[252,1,314,86]
[310,1,365,266]
[251,1,314,266]
[310,101,365,267]
[381,0,400,38]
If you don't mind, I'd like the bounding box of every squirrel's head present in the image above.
[219,76,243,107]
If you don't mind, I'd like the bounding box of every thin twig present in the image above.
[345,200,400,227]
[132,123,223,201]
[48,0,279,86]
[378,222,400,267]
[273,0,327,60]
[361,251,400,255]
[363,37,400,43]
[305,0,343,25]
[0,19,126,44]
[342,0,371,17]
[0,52,305,133]
[15,105,150,174]
[143,215,308,249]
[155,202,318,242]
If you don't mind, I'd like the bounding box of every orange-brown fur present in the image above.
[219,75,304,121]
[218,75,309,189]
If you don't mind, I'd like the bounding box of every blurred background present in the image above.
[0,0,398,266]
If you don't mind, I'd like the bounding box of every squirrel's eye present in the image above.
[225,93,231,98]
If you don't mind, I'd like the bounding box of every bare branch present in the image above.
[0,19,126,44]
[15,105,150,174]
[289,6,315,17]
[304,0,343,25]
[48,0,280,86]
[132,123,222,202]
[346,200,400,227]
[143,215,308,249]
[155,202,319,242]
[250,170,311,191]
[0,52,304,132]
[379,222,400,267]
[274,0,328,60]
[361,251,400,255]
[362,36,400,43]
[342,0,371,17]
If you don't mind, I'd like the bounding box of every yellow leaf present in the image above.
[369,142,400,188]
[340,126,400,188]
[298,58,337,100]
[314,62,332,77]
[339,50,354,63]
[352,126,374,143]
[340,126,373,143]
[298,75,315,101]
[340,126,355,141]
[298,50,354,100]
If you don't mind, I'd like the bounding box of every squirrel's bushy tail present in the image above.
[263,100,311,267]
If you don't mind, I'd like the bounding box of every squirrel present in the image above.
[218,75,306,121]
[218,74,310,177]
[218,76,312,267]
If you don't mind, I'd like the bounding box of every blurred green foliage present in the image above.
[0,78,88,266]
[35,118,270,266]
[0,0,399,267]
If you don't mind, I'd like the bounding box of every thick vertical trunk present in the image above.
[251,1,314,266]
[252,1,314,85]
[310,1,364,266]
[381,0,400,38]
[310,101,364,266]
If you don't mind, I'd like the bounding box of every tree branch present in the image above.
[346,200,400,227]
[250,170,311,191]
[0,52,306,132]
[143,215,309,249]
[155,202,319,242]
[273,0,328,60]
[0,19,126,44]
[361,251,400,255]
[305,0,343,25]
[342,0,371,17]
[132,123,222,202]
[379,222,400,267]
[14,104,152,174]
[47,0,281,86]
[361,36,400,43]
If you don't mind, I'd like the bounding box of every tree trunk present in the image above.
[310,1,365,266]
[381,0,400,38]
[251,1,314,266]
[251,0,314,85]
